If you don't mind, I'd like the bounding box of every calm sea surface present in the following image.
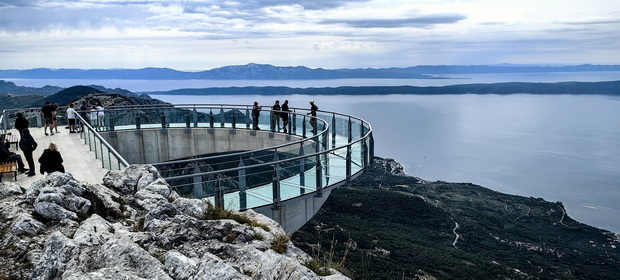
[6,72,620,233]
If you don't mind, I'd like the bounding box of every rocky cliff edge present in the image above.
[0,165,349,280]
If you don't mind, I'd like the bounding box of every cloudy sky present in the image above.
[0,0,619,70]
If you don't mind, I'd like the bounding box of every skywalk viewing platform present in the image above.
[2,104,373,233]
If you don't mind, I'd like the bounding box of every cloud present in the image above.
[0,0,619,69]
[321,13,467,28]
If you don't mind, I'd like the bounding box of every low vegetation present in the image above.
[202,201,270,232]
[271,234,290,254]
[292,158,620,280]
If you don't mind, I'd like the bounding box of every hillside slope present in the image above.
[292,157,620,280]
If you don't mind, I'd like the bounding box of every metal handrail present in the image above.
[76,113,130,169]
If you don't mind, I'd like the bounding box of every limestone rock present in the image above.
[165,251,198,280]
[172,197,209,219]
[0,165,349,280]
[103,164,160,195]
[83,183,123,219]
[0,182,24,198]
[10,213,45,237]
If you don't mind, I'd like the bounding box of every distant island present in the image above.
[1,63,620,80]
[139,81,620,96]
[3,80,620,111]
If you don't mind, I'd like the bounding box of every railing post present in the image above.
[135,113,141,130]
[220,108,225,128]
[362,138,369,170]
[302,115,307,138]
[192,108,198,127]
[215,178,224,209]
[246,109,251,129]
[238,159,247,210]
[160,112,166,128]
[209,109,214,128]
[315,158,323,197]
[231,110,236,129]
[347,116,352,143]
[292,111,297,135]
[369,132,375,161]
[272,165,281,209]
[185,113,190,128]
[35,111,43,128]
[332,113,337,148]
[270,111,275,132]
[193,167,203,198]
[346,145,352,183]
[299,142,305,194]
[2,111,8,132]
[104,113,110,131]
[109,114,115,131]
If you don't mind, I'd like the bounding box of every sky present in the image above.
[0,0,619,70]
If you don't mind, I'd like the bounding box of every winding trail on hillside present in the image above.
[450,217,460,248]
[514,206,531,222]
[558,205,567,226]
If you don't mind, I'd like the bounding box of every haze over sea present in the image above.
[5,72,620,233]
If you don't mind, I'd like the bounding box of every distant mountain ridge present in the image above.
[1,63,620,80]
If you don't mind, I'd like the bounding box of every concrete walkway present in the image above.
[2,127,109,188]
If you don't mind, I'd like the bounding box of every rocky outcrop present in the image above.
[0,166,349,280]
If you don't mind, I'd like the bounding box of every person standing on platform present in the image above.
[90,106,98,131]
[18,128,37,177]
[96,102,105,131]
[52,104,60,134]
[40,101,54,136]
[14,112,29,136]
[39,142,65,174]
[66,103,78,133]
[281,100,291,133]
[272,100,281,131]
[252,101,262,130]
[79,101,89,131]
[307,100,319,133]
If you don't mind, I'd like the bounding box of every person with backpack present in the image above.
[18,128,37,177]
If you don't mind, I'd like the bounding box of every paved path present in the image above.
[2,127,109,188]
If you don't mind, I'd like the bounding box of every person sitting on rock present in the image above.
[38,142,65,174]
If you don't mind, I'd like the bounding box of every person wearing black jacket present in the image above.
[14,113,29,135]
[272,100,281,131]
[18,128,37,177]
[0,135,28,173]
[281,100,291,133]
[38,142,65,174]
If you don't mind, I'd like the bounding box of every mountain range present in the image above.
[1,63,620,80]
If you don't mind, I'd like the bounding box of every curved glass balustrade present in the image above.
[2,104,373,211]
